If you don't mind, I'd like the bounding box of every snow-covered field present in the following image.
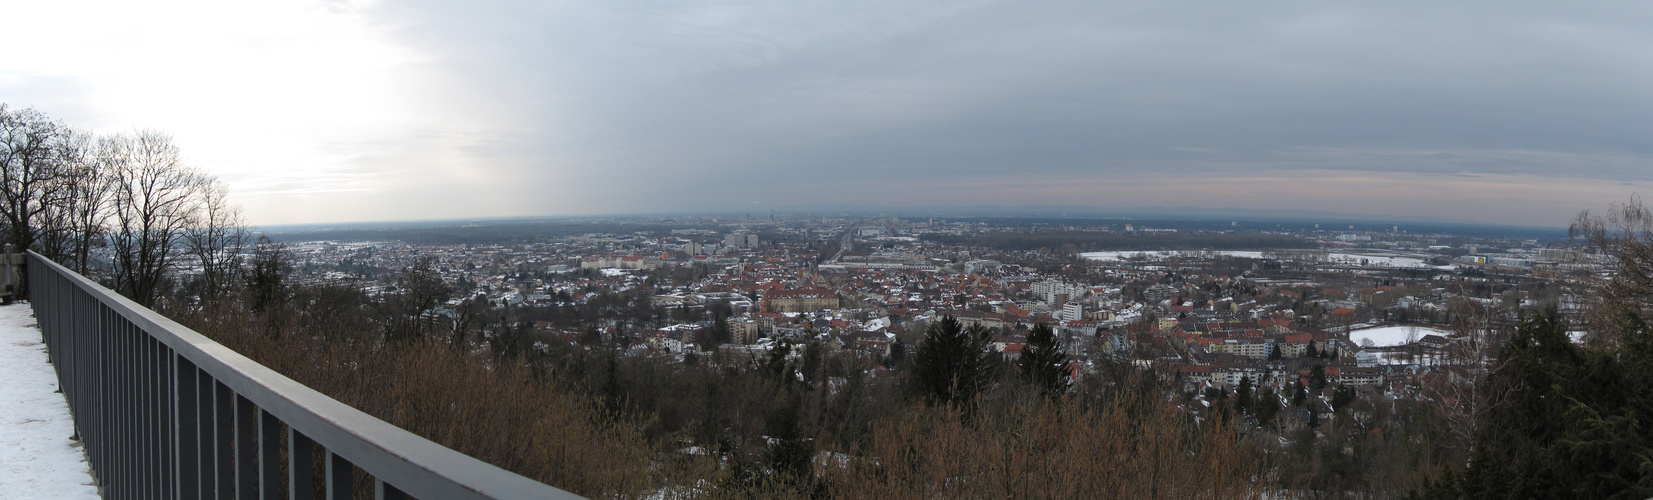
[0,303,99,499]
[1081,250,1268,261]
[1081,249,1454,270]
[1349,325,1451,347]
[1323,253,1448,270]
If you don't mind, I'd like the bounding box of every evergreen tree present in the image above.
[1331,384,1355,412]
[1234,375,1254,415]
[1309,364,1328,393]
[1256,387,1281,427]
[910,316,996,407]
[245,236,289,314]
[1422,308,1653,499]
[764,389,814,484]
[765,338,794,383]
[1017,323,1069,399]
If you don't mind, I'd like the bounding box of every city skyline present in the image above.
[5,1,1651,227]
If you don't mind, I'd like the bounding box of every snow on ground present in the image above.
[0,303,100,499]
[1081,250,1267,261]
[1081,249,1454,270]
[1323,253,1451,270]
[1349,325,1451,348]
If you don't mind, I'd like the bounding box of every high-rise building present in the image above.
[1062,303,1084,322]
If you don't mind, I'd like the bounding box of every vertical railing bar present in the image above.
[96,289,107,496]
[142,331,154,500]
[150,334,163,500]
[137,332,148,500]
[159,334,171,500]
[143,321,154,499]
[259,409,281,500]
[108,311,119,498]
[176,354,200,500]
[199,368,215,498]
[128,319,139,499]
[95,304,107,495]
[123,317,134,496]
[326,451,353,500]
[290,429,316,500]
[237,395,258,500]
[218,381,236,500]
[119,318,131,499]
[139,325,150,500]
[134,327,145,500]
[163,338,177,499]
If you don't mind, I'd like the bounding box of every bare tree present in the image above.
[33,129,107,271]
[0,104,72,256]
[184,178,247,304]
[1421,298,1510,452]
[1569,196,1653,347]
[105,130,209,307]
[61,134,117,275]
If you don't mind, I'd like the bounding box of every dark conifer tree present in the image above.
[1421,308,1653,498]
[1234,375,1254,415]
[910,316,995,407]
[1017,323,1068,399]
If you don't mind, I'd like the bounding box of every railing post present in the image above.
[327,452,353,500]
[119,319,132,499]
[217,381,235,499]
[163,335,178,499]
[148,333,161,499]
[237,395,258,500]
[176,355,200,499]
[260,410,281,500]
[96,304,109,496]
[198,368,216,498]
[290,428,316,500]
[156,334,172,496]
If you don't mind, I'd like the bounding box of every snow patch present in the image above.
[0,303,100,499]
[1349,325,1450,348]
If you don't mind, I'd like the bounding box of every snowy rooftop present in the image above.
[0,303,99,499]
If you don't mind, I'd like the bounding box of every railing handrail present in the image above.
[29,251,584,499]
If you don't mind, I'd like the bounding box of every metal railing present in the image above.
[28,251,585,499]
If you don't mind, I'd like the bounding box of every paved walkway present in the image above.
[0,303,99,499]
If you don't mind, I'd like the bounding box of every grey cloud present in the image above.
[360,0,1653,218]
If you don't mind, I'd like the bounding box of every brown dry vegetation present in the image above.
[166,285,1269,499]
[171,299,668,498]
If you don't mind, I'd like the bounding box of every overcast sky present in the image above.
[4,1,1652,227]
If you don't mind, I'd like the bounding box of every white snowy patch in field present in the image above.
[1082,249,1455,270]
[1349,325,1450,348]
[0,303,100,499]
[1080,250,1268,261]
